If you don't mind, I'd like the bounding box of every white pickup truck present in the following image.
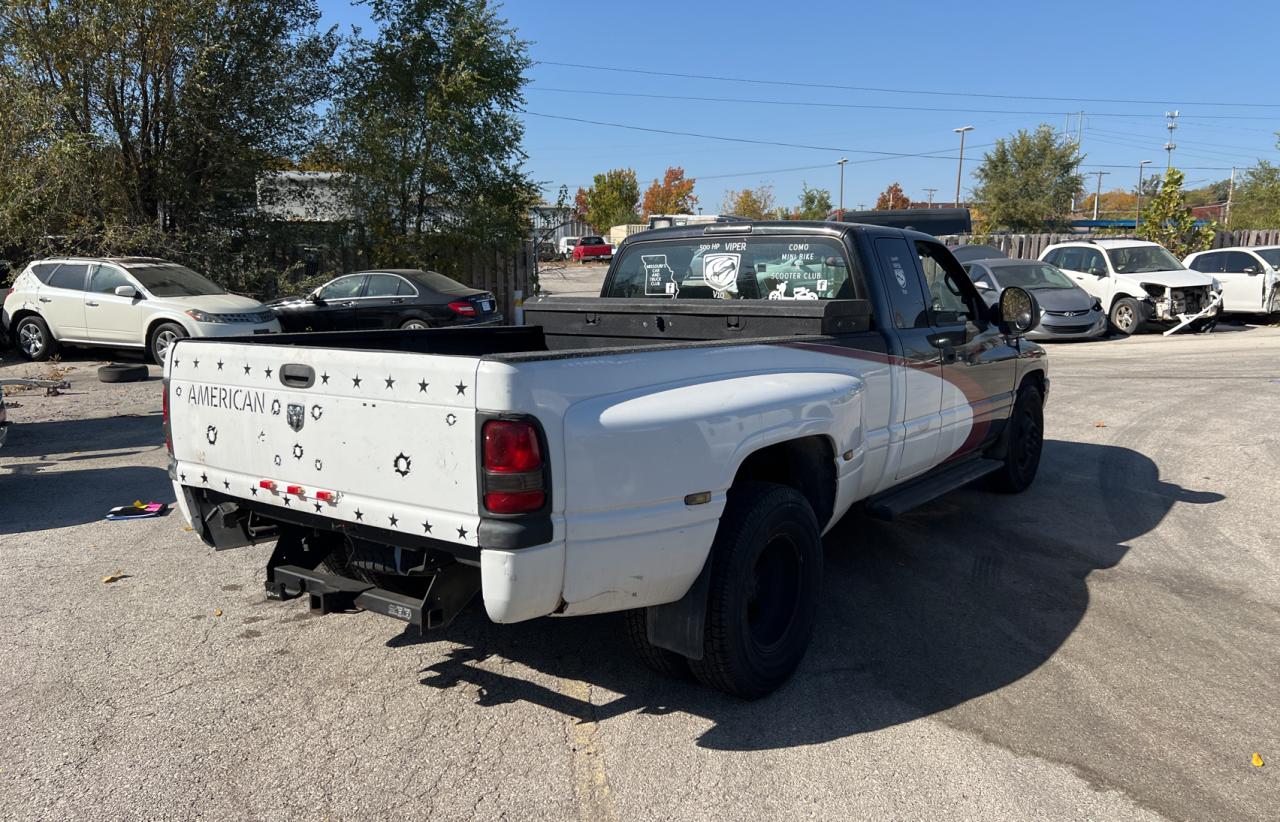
[167,221,1049,697]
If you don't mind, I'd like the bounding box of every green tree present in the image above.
[789,182,832,220]
[328,0,535,258]
[641,166,697,218]
[971,125,1082,231]
[874,182,914,210]
[581,168,640,230]
[1228,162,1280,228]
[1137,168,1215,256]
[721,184,775,220]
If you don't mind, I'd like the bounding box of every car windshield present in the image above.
[990,263,1075,290]
[1105,246,1183,274]
[1253,249,1280,267]
[410,270,473,296]
[126,263,225,297]
[604,236,858,300]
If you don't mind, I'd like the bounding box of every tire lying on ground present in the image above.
[97,363,150,383]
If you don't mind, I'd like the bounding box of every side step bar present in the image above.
[267,563,480,630]
[865,458,1003,521]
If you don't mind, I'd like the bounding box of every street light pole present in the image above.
[953,126,974,208]
[837,157,848,219]
[1136,160,1152,229]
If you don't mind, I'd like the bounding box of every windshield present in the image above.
[1105,246,1183,274]
[990,263,1076,290]
[1254,249,1280,268]
[604,236,859,300]
[126,263,225,297]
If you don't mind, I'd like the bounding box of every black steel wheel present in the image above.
[688,482,822,699]
[988,384,1044,494]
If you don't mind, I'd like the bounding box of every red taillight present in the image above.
[259,480,277,490]
[448,300,477,317]
[483,420,542,473]
[286,485,304,496]
[482,419,545,514]
[315,490,335,502]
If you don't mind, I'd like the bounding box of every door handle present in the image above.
[86,301,100,307]
[39,297,52,303]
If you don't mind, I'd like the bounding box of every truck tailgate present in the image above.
[167,339,482,548]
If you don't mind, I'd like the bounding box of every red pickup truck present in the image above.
[571,235,613,262]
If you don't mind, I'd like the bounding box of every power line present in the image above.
[534,60,1280,109]
[524,111,993,159]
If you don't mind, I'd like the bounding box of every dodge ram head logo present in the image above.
[286,403,305,432]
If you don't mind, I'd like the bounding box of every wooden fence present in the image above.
[938,230,1280,260]
[445,241,537,322]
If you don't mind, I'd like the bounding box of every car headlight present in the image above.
[1140,283,1166,299]
[186,309,223,323]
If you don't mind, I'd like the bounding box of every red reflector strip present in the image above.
[259,480,276,490]
[286,485,304,496]
[484,490,545,514]
[314,490,334,502]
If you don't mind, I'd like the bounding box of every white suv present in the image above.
[2,257,280,363]
[1040,240,1221,335]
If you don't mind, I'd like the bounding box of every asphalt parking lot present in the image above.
[1,325,1277,821]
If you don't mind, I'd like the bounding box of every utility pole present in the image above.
[1072,111,1085,212]
[1225,166,1236,226]
[1164,110,1179,169]
[1136,160,1152,229]
[1092,171,1109,221]
[953,126,974,208]
[837,157,848,219]
[924,187,937,208]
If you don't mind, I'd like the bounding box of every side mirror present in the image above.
[994,286,1040,336]
[114,285,138,299]
[1089,267,1107,277]
[1243,265,1259,275]
[308,288,324,303]
[974,280,991,291]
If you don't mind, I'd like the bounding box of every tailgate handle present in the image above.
[279,364,315,389]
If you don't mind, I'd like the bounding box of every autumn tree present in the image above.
[641,166,697,218]
[721,184,776,220]
[1078,188,1137,217]
[1137,168,1214,257]
[581,168,640,231]
[972,124,1083,231]
[874,182,914,210]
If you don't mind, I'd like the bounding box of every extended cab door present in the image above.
[913,240,1020,462]
[871,236,944,481]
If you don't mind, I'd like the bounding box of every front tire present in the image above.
[688,482,823,699]
[149,322,187,365]
[1109,297,1142,336]
[15,315,57,361]
[988,384,1044,494]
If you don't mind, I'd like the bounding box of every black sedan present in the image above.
[963,258,1107,340]
[267,269,504,333]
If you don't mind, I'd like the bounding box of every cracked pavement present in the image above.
[1,326,1277,820]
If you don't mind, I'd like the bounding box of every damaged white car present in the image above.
[1183,246,1280,316]
[1041,240,1222,335]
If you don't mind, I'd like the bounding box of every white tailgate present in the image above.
[168,340,482,548]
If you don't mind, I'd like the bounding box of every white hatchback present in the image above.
[2,257,280,363]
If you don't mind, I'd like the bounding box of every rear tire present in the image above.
[988,384,1044,494]
[400,319,430,330]
[688,482,823,699]
[1109,297,1142,336]
[149,322,187,365]
[623,609,691,679]
[15,315,56,361]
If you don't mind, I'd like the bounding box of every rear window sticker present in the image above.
[643,254,679,297]
[766,282,820,301]
[703,253,741,294]
[888,255,910,293]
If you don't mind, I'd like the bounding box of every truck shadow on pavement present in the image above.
[0,464,174,534]
[401,439,1223,751]
[0,413,163,459]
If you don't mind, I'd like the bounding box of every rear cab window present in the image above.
[603,234,863,301]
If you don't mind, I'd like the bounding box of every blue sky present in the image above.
[317,0,1280,213]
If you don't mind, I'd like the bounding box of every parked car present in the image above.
[964,258,1106,340]
[2,257,280,363]
[267,269,503,333]
[570,235,612,262]
[1040,240,1221,335]
[557,236,580,259]
[167,220,1047,698]
[1183,246,1280,316]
